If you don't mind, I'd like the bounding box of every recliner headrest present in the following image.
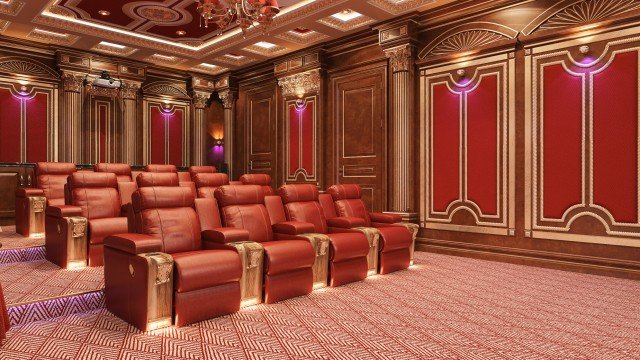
[277,184,319,204]
[68,172,118,190]
[94,163,132,177]
[327,184,361,200]
[35,162,76,176]
[136,172,179,187]
[214,185,265,207]
[144,164,177,173]
[133,187,195,212]
[240,174,271,186]
[194,173,229,188]
[188,166,217,178]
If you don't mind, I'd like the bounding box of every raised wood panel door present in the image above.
[331,65,387,212]
[245,86,277,186]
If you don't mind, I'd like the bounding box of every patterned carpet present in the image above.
[0,226,44,251]
[0,252,639,359]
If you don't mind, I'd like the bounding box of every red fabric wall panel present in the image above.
[301,103,314,176]
[542,65,583,219]
[432,83,461,212]
[168,109,183,166]
[466,75,498,215]
[98,104,107,163]
[25,92,48,163]
[150,106,165,164]
[288,105,299,176]
[593,51,638,223]
[0,89,21,162]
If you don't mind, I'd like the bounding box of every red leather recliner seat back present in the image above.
[188,166,217,179]
[277,184,328,234]
[136,172,180,187]
[94,163,133,183]
[215,185,273,243]
[131,186,201,254]
[326,184,371,226]
[68,172,121,219]
[35,162,76,206]
[240,174,274,195]
[144,164,177,173]
[194,173,229,199]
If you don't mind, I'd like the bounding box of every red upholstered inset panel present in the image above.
[25,92,48,162]
[99,104,107,163]
[150,106,165,164]
[0,88,21,162]
[432,83,461,212]
[466,75,498,215]
[289,104,299,176]
[169,109,183,166]
[301,103,314,176]
[593,51,638,223]
[542,64,583,219]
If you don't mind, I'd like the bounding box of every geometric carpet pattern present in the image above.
[0,226,45,265]
[0,260,103,306]
[0,252,639,359]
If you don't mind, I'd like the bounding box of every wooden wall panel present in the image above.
[244,84,277,185]
[421,55,515,235]
[330,64,387,212]
[285,97,318,183]
[143,101,189,166]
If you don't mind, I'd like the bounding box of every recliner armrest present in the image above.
[104,233,162,255]
[45,205,83,218]
[202,227,250,244]
[370,212,401,224]
[326,217,366,229]
[272,221,315,235]
[16,188,45,198]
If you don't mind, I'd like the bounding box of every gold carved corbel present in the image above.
[138,252,174,330]
[354,227,381,275]
[299,233,331,288]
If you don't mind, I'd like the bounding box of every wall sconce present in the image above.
[579,45,590,54]
[214,138,224,146]
[295,98,307,110]
[17,79,30,96]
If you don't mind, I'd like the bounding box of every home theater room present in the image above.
[0,0,639,358]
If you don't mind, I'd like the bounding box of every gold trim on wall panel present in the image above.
[341,88,376,159]
[142,98,190,166]
[524,54,532,233]
[508,57,516,231]
[423,222,510,236]
[284,96,318,183]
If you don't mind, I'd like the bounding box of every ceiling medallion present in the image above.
[195,0,280,37]
[136,5,181,23]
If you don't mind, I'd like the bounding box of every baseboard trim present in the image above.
[417,238,640,280]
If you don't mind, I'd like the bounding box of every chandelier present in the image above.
[195,0,280,37]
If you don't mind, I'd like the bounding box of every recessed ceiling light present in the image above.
[153,54,175,61]
[255,41,277,49]
[225,53,244,59]
[176,30,186,36]
[99,41,126,49]
[98,10,110,16]
[199,63,217,68]
[33,28,69,38]
[331,9,362,22]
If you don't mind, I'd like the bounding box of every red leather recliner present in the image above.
[45,172,129,268]
[94,163,133,182]
[275,184,370,286]
[193,173,229,198]
[240,174,274,195]
[144,164,196,195]
[188,165,217,180]
[103,186,243,330]
[15,162,76,237]
[325,184,412,274]
[215,185,316,303]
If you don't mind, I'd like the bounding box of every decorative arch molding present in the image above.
[418,22,518,59]
[0,56,59,80]
[142,81,190,99]
[523,0,640,36]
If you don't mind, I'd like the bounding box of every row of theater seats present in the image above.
[14,162,418,331]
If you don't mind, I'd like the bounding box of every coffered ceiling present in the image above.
[0,0,456,74]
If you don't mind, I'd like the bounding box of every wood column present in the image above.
[120,81,140,165]
[60,72,84,163]
[218,89,237,176]
[192,91,210,166]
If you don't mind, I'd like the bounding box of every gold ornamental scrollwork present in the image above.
[384,44,413,73]
[217,89,237,109]
[61,72,84,93]
[193,91,211,109]
[277,69,321,98]
[120,81,141,100]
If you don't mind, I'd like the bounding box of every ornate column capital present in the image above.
[218,89,237,109]
[277,69,321,98]
[193,91,211,109]
[384,44,414,73]
[120,81,141,100]
[61,72,84,93]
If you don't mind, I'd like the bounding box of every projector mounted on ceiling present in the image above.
[90,71,121,89]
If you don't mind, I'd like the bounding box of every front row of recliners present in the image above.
[102,183,416,331]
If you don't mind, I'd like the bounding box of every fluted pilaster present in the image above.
[121,81,141,164]
[218,89,237,176]
[60,72,84,163]
[192,91,211,166]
